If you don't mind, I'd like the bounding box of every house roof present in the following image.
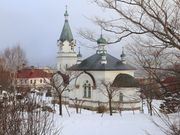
[16,68,52,78]
[163,76,178,84]
[68,53,136,71]
[112,74,139,87]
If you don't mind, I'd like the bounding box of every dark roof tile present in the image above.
[68,53,136,71]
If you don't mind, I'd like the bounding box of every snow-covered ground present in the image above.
[33,93,171,135]
[50,101,166,135]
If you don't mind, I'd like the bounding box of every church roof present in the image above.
[112,74,139,87]
[68,53,136,71]
[59,9,73,42]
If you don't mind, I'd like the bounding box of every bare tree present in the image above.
[149,109,180,135]
[0,45,28,94]
[0,91,60,135]
[46,71,79,116]
[128,43,179,111]
[0,58,11,91]
[90,0,180,50]
[99,80,119,116]
[2,44,27,71]
[70,98,85,114]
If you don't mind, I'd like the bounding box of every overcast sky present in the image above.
[0,0,127,67]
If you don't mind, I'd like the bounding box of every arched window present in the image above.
[83,83,87,98]
[83,80,91,98]
[88,84,91,98]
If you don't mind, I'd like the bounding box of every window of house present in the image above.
[40,79,42,83]
[34,80,36,84]
[83,80,91,98]
[66,64,68,69]
[119,92,123,102]
[30,80,33,84]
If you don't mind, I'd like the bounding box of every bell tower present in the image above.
[57,6,77,71]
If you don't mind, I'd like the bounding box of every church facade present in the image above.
[56,8,140,111]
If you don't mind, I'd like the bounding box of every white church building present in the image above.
[56,8,140,111]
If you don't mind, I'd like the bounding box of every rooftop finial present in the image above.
[64,5,69,20]
[78,47,80,53]
[77,47,82,58]
[100,27,103,37]
[122,47,124,54]
[66,5,67,11]
[121,47,126,63]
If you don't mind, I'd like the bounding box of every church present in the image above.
[56,8,140,111]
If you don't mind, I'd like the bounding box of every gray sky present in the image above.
[0,0,126,67]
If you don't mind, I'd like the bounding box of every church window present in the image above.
[83,84,87,98]
[119,92,123,102]
[88,84,91,98]
[83,80,91,98]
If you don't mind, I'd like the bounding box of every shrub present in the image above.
[96,105,107,113]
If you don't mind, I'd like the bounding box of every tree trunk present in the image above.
[76,105,79,114]
[141,98,144,113]
[147,99,153,116]
[58,95,62,116]
[109,98,112,116]
[149,101,153,116]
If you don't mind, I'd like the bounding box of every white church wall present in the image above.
[68,70,140,110]
[60,41,75,53]
[57,40,77,71]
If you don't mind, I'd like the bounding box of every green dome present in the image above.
[60,21,73,42]
[64,10,69,17]
[97,34,107,44]
[112,74,139,87]
[121,52,126,58]
[59,8,73,42]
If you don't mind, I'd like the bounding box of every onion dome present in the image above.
[59,6,73,42]
[97,34,107,44]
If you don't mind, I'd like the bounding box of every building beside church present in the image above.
[16,67,52,90]
[56,8,140,111]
